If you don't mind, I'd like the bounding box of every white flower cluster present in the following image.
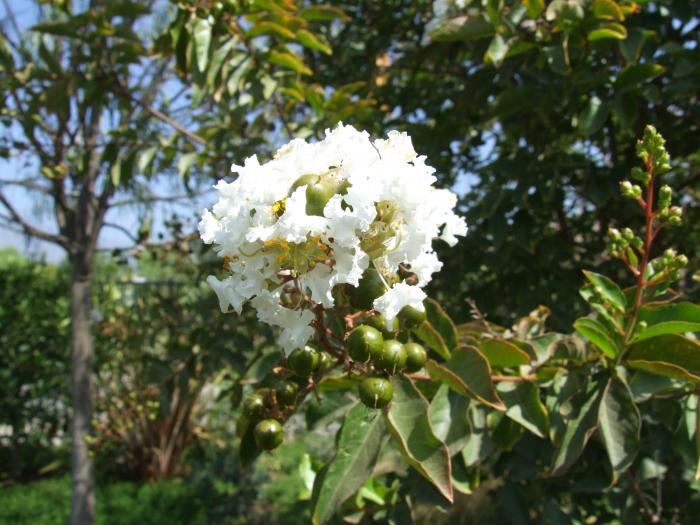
[199,124,467,354]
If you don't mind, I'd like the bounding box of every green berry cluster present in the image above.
[238,266,432,453]
[241,344,336,451]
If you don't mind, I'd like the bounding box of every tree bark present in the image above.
[69,256,95,525]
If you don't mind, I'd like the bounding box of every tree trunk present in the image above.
[69,258,95,525]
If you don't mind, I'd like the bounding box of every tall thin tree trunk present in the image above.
[70,257,95,525]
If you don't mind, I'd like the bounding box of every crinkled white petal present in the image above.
[373,282,427,327]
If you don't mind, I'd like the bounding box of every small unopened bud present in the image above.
[658,185,672,210]
[620,181,642,200]
[622,228,634,240]
[630,166,651,184]
[638,321,647,330]
[608,228,622,241]
[676,255,688,268]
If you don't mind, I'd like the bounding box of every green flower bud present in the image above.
[620,181,642,200]
[622,228,634,240]
[658,185,672,210]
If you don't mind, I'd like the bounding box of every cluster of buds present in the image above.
[608,227,643,260]
[609,125,687,287]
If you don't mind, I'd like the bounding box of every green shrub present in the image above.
[0,476,236,525]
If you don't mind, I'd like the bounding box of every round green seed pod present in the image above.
[242,394,265,418]
[287,345,320,377]
[358,377,393,409]
[346,325,383,362]
[375,339,407,375]
[349,268,386,310]
[399,305,426,329]
[404,342,428,373]
[276,380,299,406]
[365,313,397,339]
[254,419,284,450]
[317,351,336,372]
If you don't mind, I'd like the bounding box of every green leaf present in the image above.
[574,317,620,359]
[269,50,313,75]
[31,22,80,38]
[429,16,494,42]
[582,271,627,312]
[588,22,628,41]
[428,384,471,455]
[413,322,451,360]
[426,346,505,410]
[591,0,624,21]
[177,152,197,178]
[462,404,494,466]
[485,34,509,67]
[311,403,386,525]
[617,63,665,89]
[316,374,361,392]
[578,96,610,136]
[551,379,604,476]
[598,376,640,481]
[479,338,531,368]
[248,21,296,40]
[633,302,700,342]
[192,17,212,73]
[298,5,349,22]
[523,0,545,18]
[138,147,157,174]
[384,375,453,502]
[296,29,332,55]
[627,334,700,383]
[619,28,647,63]
[424,299,458,351]
[497,381,549,438]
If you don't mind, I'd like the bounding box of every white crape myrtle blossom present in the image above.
[199,124,467,354]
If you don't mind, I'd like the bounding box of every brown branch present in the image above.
[0,191,68,246]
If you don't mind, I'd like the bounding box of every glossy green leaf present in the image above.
[311,403,386,525]
[296,29,332,55]
[588,22,628,41]
[462,404,494,467]
[497,381,549,438]
[31,22,79,38]
[551,379,604,475]
[298,5,349,22]
[269,50,313,75]
[424,299,458,351]
[426,346,504,410]
[582,271,627,312]
[523,0,545,18]
[428,384,471,455]
[429,16,494,42]
[574,317,620,359]
[192,17,212,73]
[578,97,610,136]
[617,63,665,89]
[485,34,509,67]
[177,152,197,178]
[384,375,453,502]
[619,28,647,63]
[598,376,640,481]
[479,338,531,367]
[591,0,624,21]
[627,334,700,383]
[248,21,296,40]
[317,374,361,392]
[413,321,451,360]
[633,302,700,342]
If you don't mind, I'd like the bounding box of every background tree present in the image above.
[0,2,206,522]
[303,0,700,328]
